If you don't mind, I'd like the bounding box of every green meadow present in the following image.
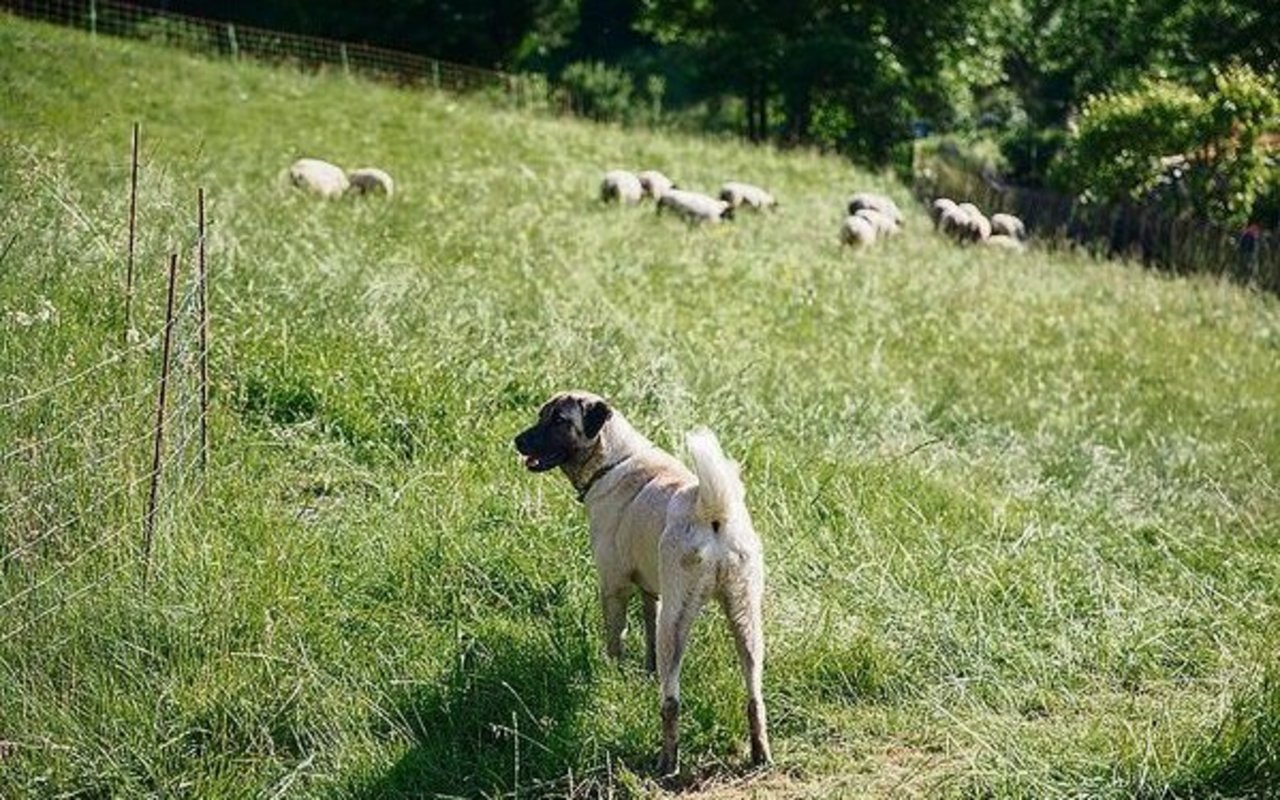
[1,16,1278,798]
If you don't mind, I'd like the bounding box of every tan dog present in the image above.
[514,391,770,775]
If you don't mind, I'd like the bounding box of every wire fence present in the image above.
[0,0,547,107]
[1,128,210,644]
[914,148,1280,293]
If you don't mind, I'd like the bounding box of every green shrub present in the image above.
[1251,159,1280,227]
[1051,65,1279,226]
[557,61,634,123]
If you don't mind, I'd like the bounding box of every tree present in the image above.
[1051,65,1280,225]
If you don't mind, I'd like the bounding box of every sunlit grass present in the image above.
[1,14,1278,798]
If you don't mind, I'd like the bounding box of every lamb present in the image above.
[719,181,777,211]
[990,213,1026,240]
[840,214,877,247]
[656,189,733,224]
[854,207,899,238]
[346,167,395,197]
[288,158,349,199]
[848,192,904,226]
[931,198,958,228]
[637,170,675,200]
[601,170,644,204]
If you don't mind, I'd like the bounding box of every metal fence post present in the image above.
[143,253,180,583]
[124,121,139,344]
[89,0,97,38]
[227,24,238,60]
[197,189,209,474]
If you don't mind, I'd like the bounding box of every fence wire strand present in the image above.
[3,233,209,644]
[0,0,538,106]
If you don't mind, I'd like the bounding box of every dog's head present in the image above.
[513,391,613,473]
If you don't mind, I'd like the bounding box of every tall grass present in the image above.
[2,15,1279,798]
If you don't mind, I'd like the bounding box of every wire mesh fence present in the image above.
[1,129,211,643]
[914,148,1280,293]
[0,0,545,106]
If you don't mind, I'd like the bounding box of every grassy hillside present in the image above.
[2,15,1279,798]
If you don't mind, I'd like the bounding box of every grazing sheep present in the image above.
[956,202,991,242]
[939,206,972,241]
[840,215,877,247]
[656,189,733,224]
[347,167,395,197]
[931,198,958,228]
[719,181,777,211]
[288,158,349,199]
[968,212,992,241]
[601,170,644,204]
[854,207,899,238]
[984,234,1025,251]
[990,213,1026,240]
[848,192,904,226]
[637,170,675,200]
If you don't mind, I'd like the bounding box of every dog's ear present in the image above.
[581,398,612,439]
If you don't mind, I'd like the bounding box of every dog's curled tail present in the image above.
[686,427,746,531]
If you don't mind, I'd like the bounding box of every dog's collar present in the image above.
[576,459,625,504]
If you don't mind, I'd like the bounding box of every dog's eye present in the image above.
[551,413,570,426]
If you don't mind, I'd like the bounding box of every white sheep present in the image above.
[957,202,991,242]
[939,206,972,241]
[931,197,958,228]
[600,170,643,204]
[288,158,349,199]
[347,167,395,197]
[848,192,904,226]
[656,189,733,224]
[719,181,776,211]
[840,214,877,247]
[854,207,899,238]
[990,213,1026,240]
[637,170,675,200]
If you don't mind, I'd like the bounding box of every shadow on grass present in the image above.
[356,620,632,798]
[1158,669,1280,799]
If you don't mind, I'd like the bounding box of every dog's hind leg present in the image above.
[642,592,659,674]
[656,578,705,777]
[721,579,771,767]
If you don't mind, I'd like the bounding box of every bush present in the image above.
[557,61,634,123]
[1051,65,1279,226]
[1251,159,1280,228]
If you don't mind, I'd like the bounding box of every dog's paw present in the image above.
[656,751,679,780]
[750,741,772,768]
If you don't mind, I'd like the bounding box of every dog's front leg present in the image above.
[642,592,659,674]
[601,587,630,661]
